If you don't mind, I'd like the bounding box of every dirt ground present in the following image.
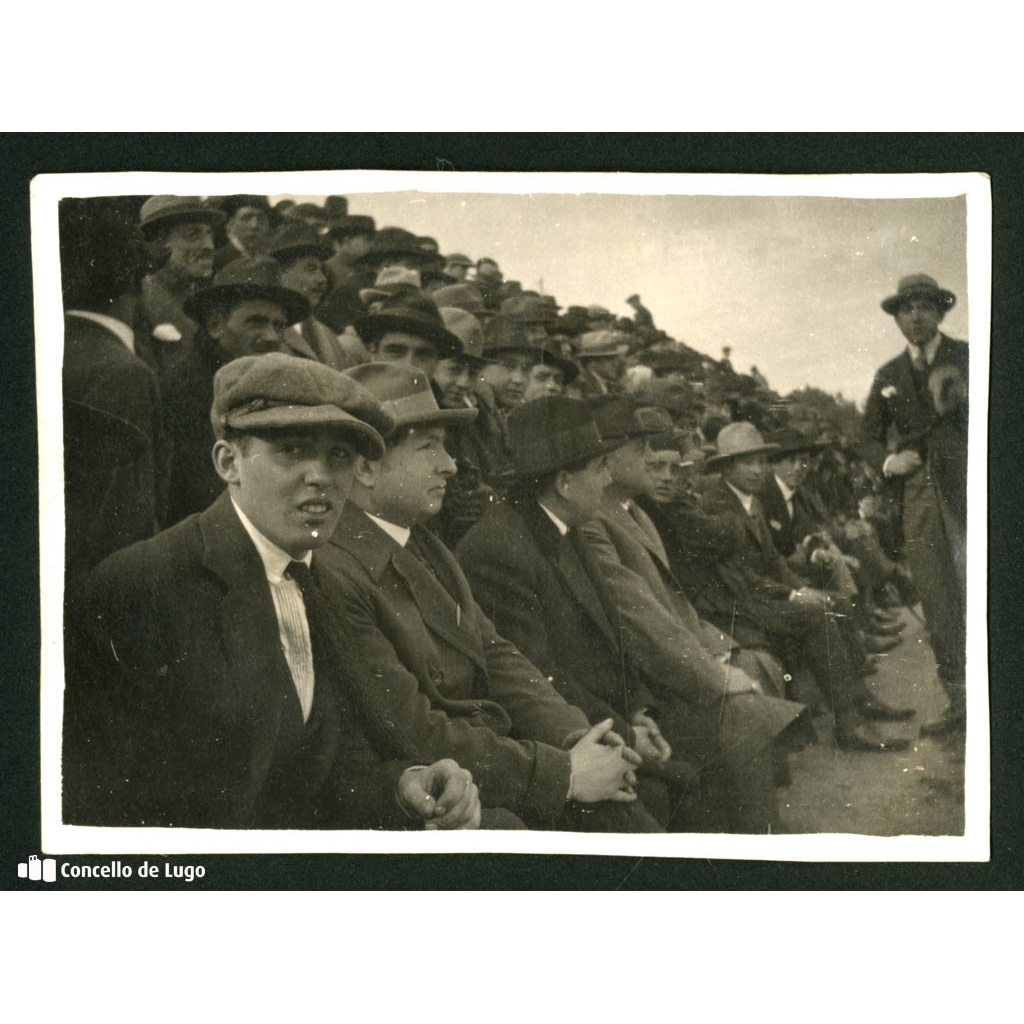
[777,606,966,836]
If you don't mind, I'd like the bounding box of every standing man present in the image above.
[162,256,310,524]
[862,273,968,737]
[317,363,658,831]
[64,354,481,830]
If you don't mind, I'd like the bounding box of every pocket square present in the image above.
[769,519,783,531]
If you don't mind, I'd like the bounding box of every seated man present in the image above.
[579,397,805,833]
[64,354,480,830]
[354,290,463,374]
[456,397,694,827]
[318,362,659,832]
[698,422,912,751]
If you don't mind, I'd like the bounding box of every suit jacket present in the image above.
[580,500,739,703]
[318,504,588,823]
[456,497,655,739]
[62,313,165,591]
[860,333,968,532]
[63,492,410,830]
[283,318,366,372]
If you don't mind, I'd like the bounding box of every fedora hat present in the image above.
[216,194,271,218]
[500,295,549,326]
[358,266,422,306]
[354,292,463,360]
[880,273,956,315]
[703,421,779,471]
[439,307,487,365]
[360,227,431,268]
[211,352,392,458]
[345,362,477,434]
[576,330,629,359]
[257,222,331,265]
[444,253,473,268]
[327,213,376,239]
[184,255,311,325]
[138,195,225,240]
[431,282,494,320]
[507,396,622,477]
[482,317,579,382]
[588,395,678,447]
[763,427,828,460]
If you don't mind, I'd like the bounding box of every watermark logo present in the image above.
[18,855,56,883]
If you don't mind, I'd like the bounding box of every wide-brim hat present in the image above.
[703,421,779,471]
[138,195,225,240]
[444,253,473,268]
[354,293,464,360]
[257,221,331,265]
[358,266,423,306]
[359,227,431,268]
[480,318,577,382]
[184,255,311,325]
[344,362,477,433]
[880,273,956,315]
[327,213,376,239]
[588,395,678,447]
[211,352,393,458]
[576,329,630,359]
[507,396,623,477]
[763,427,828,459]
[431,282,495,321]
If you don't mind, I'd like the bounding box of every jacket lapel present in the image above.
[198,493,305,735]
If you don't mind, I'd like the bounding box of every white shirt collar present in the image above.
[907,332,941,366]
[365,510,412,548]
[725,480,755,514]
[538,501,570,536]
[775,475,796,503]
[231,498,311,582]
[66,310,135,354]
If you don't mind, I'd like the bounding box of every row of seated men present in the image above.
[61,205,915,833]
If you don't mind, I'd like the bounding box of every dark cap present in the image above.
[507,396,621,477]
[184,255,311,325]
[345,362,477,434]
[216,195,271,219]
[763,427,828,460]
[328,213,376,239]
[444,253,473,268]
[360,227,431,267]
[211,352,393,458]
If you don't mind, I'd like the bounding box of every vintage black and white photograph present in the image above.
[33,169,989,860]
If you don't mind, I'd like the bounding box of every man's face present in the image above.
[773,451,810,491]
[368,425,457,526]
[560,454,613,523]
[522,363,565,403]
[207,298,289,359]
[895,294,944,347]
[605,437,652,498]
[432,357,474,408]
[216,428,358,558]
[480,351,537,410]
[476,261,502,284]
[381,255,423,272]
[444,262,468,281]
[643,447,684,504]
[161,220,215,282]
[342,233,373,260]
[280,255,328,307]
[372,331,440,374]
[226,205,269,250]
[724,453,768,495]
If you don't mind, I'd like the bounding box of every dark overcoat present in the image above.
[63,492,411,830]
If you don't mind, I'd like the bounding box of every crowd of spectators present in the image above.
[57,192,961,834]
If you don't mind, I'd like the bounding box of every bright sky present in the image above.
[280,189,970,404]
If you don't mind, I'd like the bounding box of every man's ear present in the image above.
[352,453,378,489]
[552,468,572,501]
[212,439,242,485]
[205,309,226,340]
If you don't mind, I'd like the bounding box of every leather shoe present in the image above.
[863,633,902,654]
[919,707,966,738]
[835,726,910,752]
[858,698,916,722]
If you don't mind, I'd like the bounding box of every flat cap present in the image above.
[211,352,393,458]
